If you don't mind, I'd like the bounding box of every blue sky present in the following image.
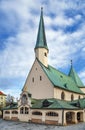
[0,0,85,99]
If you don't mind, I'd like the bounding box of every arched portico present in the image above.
[66,112,76,124]
[63,111,78,125]
[77,112,83,122]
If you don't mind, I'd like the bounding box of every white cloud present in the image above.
[0,0,85,88]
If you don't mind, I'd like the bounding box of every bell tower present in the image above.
[34,7,49,67]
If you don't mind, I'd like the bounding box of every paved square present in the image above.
[0,119,85,130]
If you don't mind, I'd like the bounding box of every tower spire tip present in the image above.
[41,7,43,11]
[71,59,73,66]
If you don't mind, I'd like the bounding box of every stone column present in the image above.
[42,111,45,123]
[72,112,77,124]
[83,110,85,122]
[10,110,11,120]
[63,111,67,125]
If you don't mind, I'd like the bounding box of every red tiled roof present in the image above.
[0,91,6,96]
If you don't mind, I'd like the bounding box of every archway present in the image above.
[77,112,83,122]
[66,112,75,124]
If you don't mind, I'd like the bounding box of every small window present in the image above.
[12,111,18,114]
[20,107,24,114]
[32,77,34,82]
[78,95,80,99]
[64,83,67,88]
[46,112,58,117]
[1,102,3,105]
[60,75,63,78]
[71,94,74,101]
[25,107,29,114]
[40,76,42,81]
[1,97,3,99]
[44,53,47,57]
[21,94,27,105]
[61,92,65,100]
[5,111,10,114]
[32,111,42,115]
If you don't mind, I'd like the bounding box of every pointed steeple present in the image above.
[35,7,48,51]
[68,60,84,87]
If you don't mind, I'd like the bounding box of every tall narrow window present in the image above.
[71,94,74,101]
[78,95,80,99]
[40,76,42,81]
[25,107,29,114]
[61,92,65,100]
[44,52,47,57]
[20,107,24,114]
[32,77,34,82]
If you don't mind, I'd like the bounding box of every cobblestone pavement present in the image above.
[0,119,85,130]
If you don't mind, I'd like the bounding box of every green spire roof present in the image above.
[35,7,48,50]
[68,64,84,87]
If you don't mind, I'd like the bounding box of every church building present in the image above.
[3,8,85,125]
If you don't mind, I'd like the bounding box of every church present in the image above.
[3,8,85,125]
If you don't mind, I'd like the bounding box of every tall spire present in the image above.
[68,61,84,87]
[35,7,48,50]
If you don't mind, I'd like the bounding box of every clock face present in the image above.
[21,94,27,105]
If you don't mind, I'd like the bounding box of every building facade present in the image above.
[3,8,85,125]
[0,91,6,108]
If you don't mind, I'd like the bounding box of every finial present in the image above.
[41,7,43,15]
[71,60,73,66]
[41,7,43,11]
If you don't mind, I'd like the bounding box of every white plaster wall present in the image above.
[80,88,85,94]
[35,48,48,67]
[31,109,63,124]
[54,87,84,101]
[23,59,54,99]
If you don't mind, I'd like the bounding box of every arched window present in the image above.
[78,95,80,99]
[21,94,27,105]
[12,111,18,114]
[5,111,10,114]
[25,107,29,114]
[20,107,24,114]
[61,92,65,100]
[40,76,42,81]
[71,94,74,101]
[44,53,47,57]
[32,111,42,115]
[46,112,58,116]
[32,77,34,82]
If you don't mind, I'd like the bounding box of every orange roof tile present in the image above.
[0,91,6,96]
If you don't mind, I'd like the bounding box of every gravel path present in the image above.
[0,119,85,130]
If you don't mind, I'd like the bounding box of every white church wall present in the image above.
[23,59,54,99]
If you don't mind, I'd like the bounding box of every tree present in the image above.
[6,94,14,106]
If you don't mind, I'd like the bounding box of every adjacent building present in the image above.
[0,91,6,108]
[3,8,85,125]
